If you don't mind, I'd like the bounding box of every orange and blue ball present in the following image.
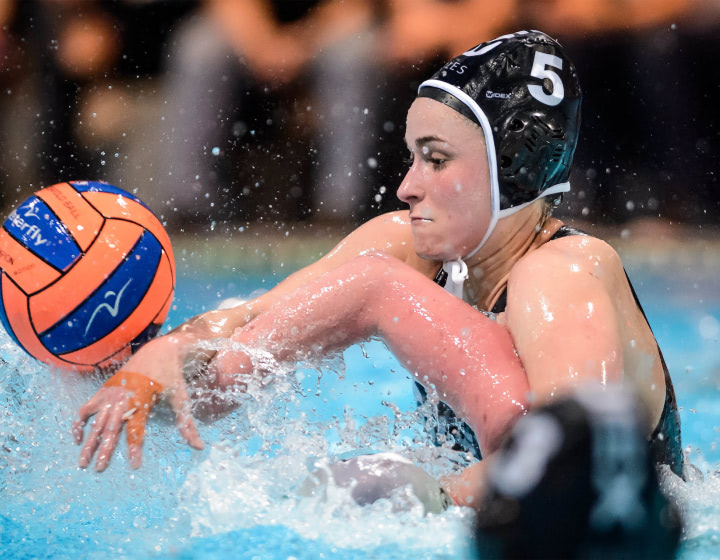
[0,181,175,372]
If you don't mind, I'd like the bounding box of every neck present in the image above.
[464,205,563,310]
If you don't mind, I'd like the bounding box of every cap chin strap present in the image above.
[418,79,571,300]
[419,79,497,301]
[441,259,469,299]
[440,181,569,300]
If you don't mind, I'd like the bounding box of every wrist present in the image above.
[104,370,163,405]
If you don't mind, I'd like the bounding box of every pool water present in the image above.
[1,237,720,559]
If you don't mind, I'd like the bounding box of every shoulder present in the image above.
[504,231,628,354]
[327,210,438,275]
[354,210,413,239]
[326,211,412,258]
[504,232,629,404]
[509,233,624,295]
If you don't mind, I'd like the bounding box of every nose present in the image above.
[396,163,424,204]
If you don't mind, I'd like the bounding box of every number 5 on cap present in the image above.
[528,51,565,107]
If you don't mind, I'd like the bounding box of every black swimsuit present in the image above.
[421,225,684,476]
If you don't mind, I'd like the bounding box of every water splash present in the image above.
[2,313,719,559]
[0,329,476,558]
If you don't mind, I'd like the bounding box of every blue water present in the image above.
[1,247,720,559]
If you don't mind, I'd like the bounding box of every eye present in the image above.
[429,157,447,170]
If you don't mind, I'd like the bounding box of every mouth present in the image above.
[409,215,432,224]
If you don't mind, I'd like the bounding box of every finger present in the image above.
[126,409,150,469]
[94,403,126,472]
[168,383,204,450]
[127,442,143,470]
[177,408,204,450]
[78,404,110,468]
[76,390,105,423]
[72,418,86,445]
[73,392,106,444]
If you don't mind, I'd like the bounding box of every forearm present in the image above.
[212,253,529,452]
[125,222,402,384]
[216,269,375,369]
[120,300,266,387]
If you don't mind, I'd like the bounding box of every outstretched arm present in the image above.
[73,212,421,471]
[211,252,530,455]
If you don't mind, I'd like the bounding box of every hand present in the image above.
[73,370,204,471]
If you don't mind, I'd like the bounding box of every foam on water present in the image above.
[0,331,478,559]
[175,340,476,554]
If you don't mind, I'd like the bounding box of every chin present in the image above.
[414,244,452,262]
[415,251,438,261]
[412,228,471,262]
[412,242,437,261]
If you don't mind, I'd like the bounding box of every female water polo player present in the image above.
[73,30,682,507]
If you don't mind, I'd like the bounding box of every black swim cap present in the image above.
[473,386,682,559]
[417,30,581,250]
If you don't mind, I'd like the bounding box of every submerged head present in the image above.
[474,385,682,559]
[400,30,581,259]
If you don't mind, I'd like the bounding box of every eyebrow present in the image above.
[405,135,450,150]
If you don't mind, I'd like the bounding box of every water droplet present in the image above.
[212,147,220,156]
[699,315,720,340]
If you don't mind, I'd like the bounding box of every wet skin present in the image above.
[74,98,668,506]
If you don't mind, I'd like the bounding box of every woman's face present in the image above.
[398,97,492,261]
